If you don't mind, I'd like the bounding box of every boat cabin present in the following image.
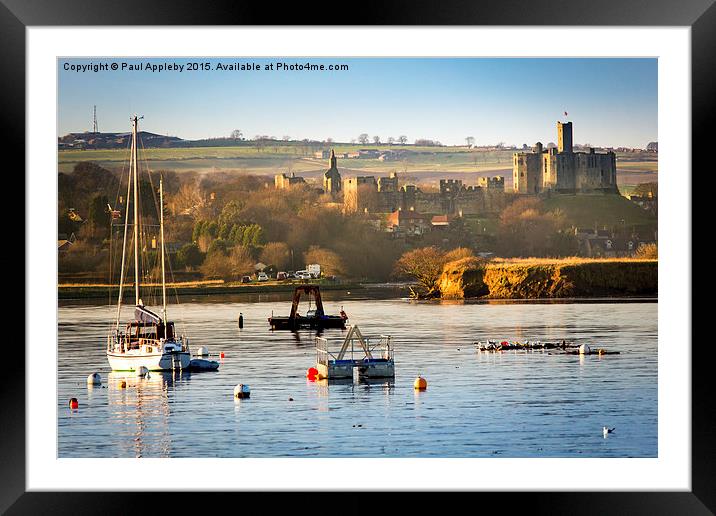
[124,320,175,343]
[116,305,176,350]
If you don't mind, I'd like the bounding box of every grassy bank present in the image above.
[58,279,362,300]
[438,257,657,299]
[542,194,656,230]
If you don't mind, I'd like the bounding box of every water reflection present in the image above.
[106,371,191,458]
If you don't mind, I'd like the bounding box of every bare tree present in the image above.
[358,133,369,145]
[282,135,290,141]
[393,246,446,298]
[373,135,381,145]
[326,137,334,144]
[398,135,408,145]
[230,129,243,140]
[387,136,395,145]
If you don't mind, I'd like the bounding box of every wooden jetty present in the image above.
[315,325,394,380]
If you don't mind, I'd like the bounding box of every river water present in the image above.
[58,289,657,458]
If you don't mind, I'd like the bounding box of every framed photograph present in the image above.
[8,0,711,512]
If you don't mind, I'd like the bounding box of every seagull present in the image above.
[603,426,615,438]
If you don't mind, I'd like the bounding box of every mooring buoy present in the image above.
[196,346,209,357]
[118,380,127,389]
[234,384,250,399]
[414,375,428,391]
[69,398,79,409]
[238,313,244,329]
[87,372,101,385]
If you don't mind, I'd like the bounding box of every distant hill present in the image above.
[58,131,183,150]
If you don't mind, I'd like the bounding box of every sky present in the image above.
[58,58,657,148]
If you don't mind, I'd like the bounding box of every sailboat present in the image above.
[106,115,191,371]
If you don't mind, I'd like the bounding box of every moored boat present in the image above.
[268,285,347,330]
[105,115,196,372]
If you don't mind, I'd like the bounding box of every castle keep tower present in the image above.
[512,121,617,194]
[557,121,573,153]
[323,149,342,195]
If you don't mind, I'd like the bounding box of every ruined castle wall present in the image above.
[513,153,542,194]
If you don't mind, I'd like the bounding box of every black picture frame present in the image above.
[6,0,709,513]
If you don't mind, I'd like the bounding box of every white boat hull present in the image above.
[107,350,191,371]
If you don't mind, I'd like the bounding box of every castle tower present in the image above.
[329,149,337,169]
[324,149,342,194]
[557,121,573,153]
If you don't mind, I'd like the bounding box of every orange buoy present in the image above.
[306,367,318,379]
[414,375,428,391]
[118,380,127,389]
[69,398,79,409]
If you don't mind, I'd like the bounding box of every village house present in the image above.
[386,209,430,237]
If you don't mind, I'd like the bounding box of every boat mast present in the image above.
[132,115,140,306]
[115,134,134,330]
[160,176,167,322]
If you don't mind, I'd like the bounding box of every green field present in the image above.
[58,143,658,190]
[58,144,524,179]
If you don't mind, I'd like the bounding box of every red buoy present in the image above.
[69,398,79,409]
[220,352,225,359]
[306,367,318,380]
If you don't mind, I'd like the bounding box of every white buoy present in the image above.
[135,366,149,377]
[87,372,102,385]
[579,344,591,355]
[234,384,251,399]
[196,346,209,357]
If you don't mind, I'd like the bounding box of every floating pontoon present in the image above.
[475,340,619,355]
[315,325,394,380]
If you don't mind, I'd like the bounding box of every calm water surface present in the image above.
[58,291,657,458]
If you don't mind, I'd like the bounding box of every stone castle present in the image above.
[513,121,618,194]
[342,170,506,216]
[276,148,508,216]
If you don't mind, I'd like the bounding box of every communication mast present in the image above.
[93,105,99,133]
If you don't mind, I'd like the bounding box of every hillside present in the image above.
[58,131,183,150]
[542,193,656,230]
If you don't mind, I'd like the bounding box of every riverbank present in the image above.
[57,279,365,300]
[438,257,657,299]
